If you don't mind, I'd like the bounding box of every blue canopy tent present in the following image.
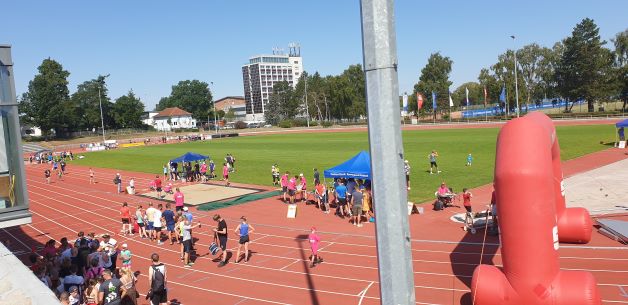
[170,152,209,163]
[324,151,372,179]
[616,119,628,145]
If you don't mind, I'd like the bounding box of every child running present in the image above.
[308,227,323,268]
[89,168,95,184]
[466,154,473,166]
[234,216,255,263]
[44,169,51,184]
[222,163,230,186]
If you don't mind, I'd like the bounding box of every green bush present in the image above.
[309,121,318,127]
[278,120,293,128]
[321,121,333,128]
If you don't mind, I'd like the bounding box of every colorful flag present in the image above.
[499,86,506,103]
[432,91,437,110]
[483,86,488,106]
[402,94,408,113]
[417,93,424,110]
[465,87,470,107]
[449,91,454,107]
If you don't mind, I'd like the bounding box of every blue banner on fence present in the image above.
[461,99,585,118]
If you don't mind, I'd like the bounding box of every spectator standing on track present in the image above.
[308,227,323,268]
[45,169,51,184]
[280,171,289,202]
[145,203,157,241]
[114,174,123,193]
[314,182,328,213]
[163,203,176,245]
[163,164,168,181]
[234,216,254,263]
[89,168,95,184]
[335,180,348,217]
[299,174,308,202]
[101,235,118,271]
[428,150,441,174]
[212,214,229,267]
[153,204,164,245]
[288,175,297,204]
[128,178,135,194]
[119,243,132,270]
[148,253,167,305]
[182,219,202,267]
[120,202,133,236]
[154,176,163,198]
[119,267,138,305]
[135,205,147,239]
[173,188,184,212]
[351,188,364,227]
[98,269,122,305]
[222,163,230,187]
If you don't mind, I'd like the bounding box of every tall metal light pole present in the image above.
[210,82,218,134]
[511,35,520,117]
[97,86,106,144]
[303,72,310,127]
[360,0,416,304]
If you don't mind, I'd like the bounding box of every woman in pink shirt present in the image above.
[288,176,297,204]
[174,188,185,212]
[437,182,450,195]
[200,162,208,182]
[299,174,307,202]
[308,227,323,268]
[280,172,289,202]
[223,163,230,186]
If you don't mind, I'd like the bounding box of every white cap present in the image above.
[122,243,128,248]
[183,207,189,211]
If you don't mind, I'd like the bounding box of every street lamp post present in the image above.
[210,82,218,134]
[97,86,106,144]
[511,35,520,117]
[304,73,310,127]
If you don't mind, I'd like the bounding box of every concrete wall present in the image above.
[0,242,60,305]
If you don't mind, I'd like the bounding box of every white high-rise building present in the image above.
[242,44,303,121]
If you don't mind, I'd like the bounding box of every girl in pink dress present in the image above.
[308,227,323,267]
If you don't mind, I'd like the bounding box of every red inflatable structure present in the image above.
[471,112,600,305]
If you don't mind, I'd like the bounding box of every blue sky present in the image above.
[2,1,627,110]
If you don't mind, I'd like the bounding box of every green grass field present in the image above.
[71,124,615,203]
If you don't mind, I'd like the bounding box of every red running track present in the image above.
[1,148,627,305]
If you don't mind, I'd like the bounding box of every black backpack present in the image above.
[433,200,444,211]
[151,264,165,292]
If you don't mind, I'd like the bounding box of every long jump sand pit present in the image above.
[139,183,264,206]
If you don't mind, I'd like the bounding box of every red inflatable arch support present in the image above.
[471,112,600,305]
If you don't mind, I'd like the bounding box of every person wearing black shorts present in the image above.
[213,214,228,267]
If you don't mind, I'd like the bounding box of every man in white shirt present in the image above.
[101,234,118,270]
[146,203,157,241]
[153,204,164,245]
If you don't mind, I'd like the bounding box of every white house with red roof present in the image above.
[152,107,197,131]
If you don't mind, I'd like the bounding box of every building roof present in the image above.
[154,107,192,118]
[214,96,245,104]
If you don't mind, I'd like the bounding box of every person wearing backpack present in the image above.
[147,253,167,305]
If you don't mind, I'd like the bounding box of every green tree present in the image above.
[413,52,453,117]
[71,75,115,130]
[224,108,236,121]
[452,82,482,107]
[157,80,213,120]
[478,68,500,106]
[613,29,628,111]
[265,81,298,124]
[555,18,616,112]
[517,43,557,107]
[21,58,76,137]
[112,91,145,128]
[491,50,528,114]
